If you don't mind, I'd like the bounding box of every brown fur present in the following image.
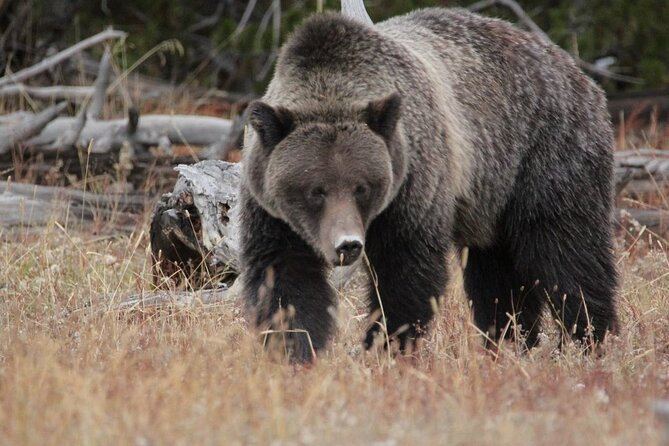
[239,8,617,361]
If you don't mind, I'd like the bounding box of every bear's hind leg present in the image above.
[463,245,545,349]
[510,213,618,348]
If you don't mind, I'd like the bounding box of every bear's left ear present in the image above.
[247,101,295,149]
[365,92,402,141]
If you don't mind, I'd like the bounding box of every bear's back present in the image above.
[264,8,613,248]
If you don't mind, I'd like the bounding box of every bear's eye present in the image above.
[310,187,326,198]
[354,184,369,198]
[307,187,327,206]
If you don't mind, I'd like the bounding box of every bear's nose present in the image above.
[335,238,363,265]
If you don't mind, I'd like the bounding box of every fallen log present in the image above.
[0,180,148,230]
[0,84,95,101]
[25,114,232,153]
[0,102,68,155]
[616,208,669,234]
[150,160,241,289]
[615,149,669,196]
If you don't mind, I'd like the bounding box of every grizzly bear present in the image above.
[239,8,618,362]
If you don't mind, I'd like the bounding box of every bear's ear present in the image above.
[365,92,402,141]
[247,101,295,149]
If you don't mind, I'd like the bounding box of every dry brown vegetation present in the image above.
[1,96,668,444]
[1,203,668,445]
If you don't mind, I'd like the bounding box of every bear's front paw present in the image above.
[262,328,317,363]
[363,316,425,355]
[259,307,318,363]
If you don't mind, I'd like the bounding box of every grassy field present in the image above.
[1,208,668,445]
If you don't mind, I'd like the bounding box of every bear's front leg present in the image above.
[240,196,336,363]
[363,213,450,353]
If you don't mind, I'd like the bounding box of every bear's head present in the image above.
[243,93,406,266]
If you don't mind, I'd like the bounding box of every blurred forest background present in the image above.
[2,0,668,95]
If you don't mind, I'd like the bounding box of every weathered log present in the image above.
[616,208,669,234]
[615,149,669,195]
[0,84,95,100]
[150,161,241,289]
[0,180,147,230]
[0,102,68,155]
[201,109,248,160]
[25,114,232,153]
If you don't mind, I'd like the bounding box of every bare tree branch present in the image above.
[468,0,642,84]
[341,0,373,25]
[256,0,282,80]
[231,0,258,39]
[0,28,127,88]
[87,46,113,120]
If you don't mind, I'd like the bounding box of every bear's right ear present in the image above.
[247,101,295,149]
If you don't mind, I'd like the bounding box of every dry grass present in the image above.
[1,210,668,446]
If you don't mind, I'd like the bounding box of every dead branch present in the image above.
[342,0,373,25]
[0,101,68,154]
[0,84,95,100]
[48,105,87,151]
[201,109,248,160]
[468,0,642,84]
[187,2,225,33]
[87,47,113,121]
[116,286,239,310]
[0,28,127,88]
[231,0,259,40]
[256,0,282,80]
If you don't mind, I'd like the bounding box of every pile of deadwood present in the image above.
[2,13,669,309]
[0,28,248,189]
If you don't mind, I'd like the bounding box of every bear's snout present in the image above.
[335,236,363,265]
